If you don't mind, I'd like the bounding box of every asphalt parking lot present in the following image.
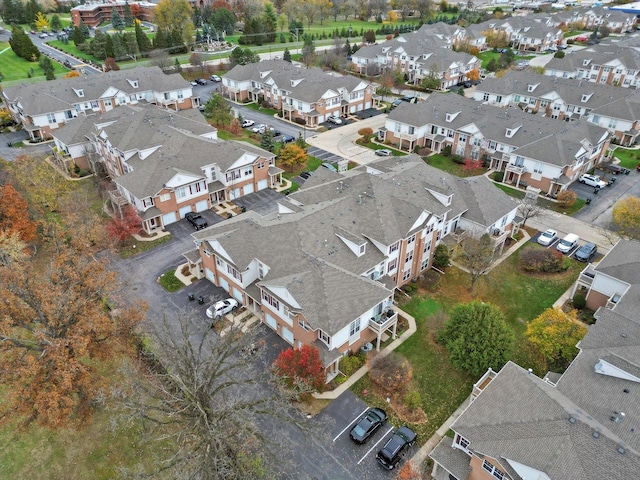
[233,188,283,216]
[307,145,344,165]
[529,231,603,264]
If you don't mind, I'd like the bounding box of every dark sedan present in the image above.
[574,242,597,262]
[349,408,387,444]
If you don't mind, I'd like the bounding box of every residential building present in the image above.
[379,93,610,195]
[473,71,640,145]
[482,16,564,52]
[1,66,195,141]
[562,6,638,33]
[431,239,640,480]
[544,45,640,88]
[70,1,155,27]
[222,60,376,127]
[190,158,519,373]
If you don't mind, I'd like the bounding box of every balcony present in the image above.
[368,309,397,334]
[491,229,509,246]
[471,368,497,400]
[506,164,526,175]
[578,265,596,287]
[282,104,295,112]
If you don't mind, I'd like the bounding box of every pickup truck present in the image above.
[185,212,208,230]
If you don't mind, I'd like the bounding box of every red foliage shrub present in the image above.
[272,344,325,393]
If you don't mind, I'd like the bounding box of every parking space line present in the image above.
[357,426,394,464]
[333,406,369,442]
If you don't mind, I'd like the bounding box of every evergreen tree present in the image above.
[105,34,115,58]
[39,56,55,80]
[174,57,182,73]
[90,30,108,60]
[50,14,62,31]
[123,1,134,27]
[153,30,168,49]
[283,47,291,62]
[112,33,127,60]
[111,7,124,32]
[9,26,40,61]
[135,22,152,52]
[79,21,90,39]
[123,32,140,60]
[260,129,275,152]
[2,0,26,25]
[25,0,41,27]
[73,25,85,45]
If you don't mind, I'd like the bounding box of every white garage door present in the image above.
[179,206,192,218]
[162,212,177,226]
[205,267,215,282]
[195,200,208,212]
[257,179,268,190]
[282,326,294,345]
[219,278,229,292]
[319,115,325,123]
[265,312,277,330]
[365,101,371,109]
[243,183,254,195]
[232,287,243,302]
[229,188,240,200]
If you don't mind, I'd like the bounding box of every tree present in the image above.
[612,197,640,240]
[111,7,124,32]
[467,68,480,81]
[50,14,62,31]
[0,183,38,244]
[420,71,441,91]
[150,48,171,72]
[73,25,86,45]
[204,94,233,126]
[39,56,56,80]
[437,301,515,377]
[456,231,494,291]
[557,190,576,209]
[283,47,292,62]
[369,352,412,392]
[116,315,294,478]
[301,34,316,68]
[433,243,450,269]
[134,21,152,52]
[517,193,544,227]
[273,344,325,393]
[123,1,134,27]
[278,144,308,172]
[260,128,275,152]
[363,29,376,43]
[34,11,49,31]
[0,245,145,428]
[526,308,586,372]
[106,205,141,243]
[9,26,40,61]
[154,0,194,45]
[229,46,260,67]
[190,52,203,72]
[0,231,28,267]
[123,31,140,60]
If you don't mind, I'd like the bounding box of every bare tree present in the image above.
[150,48,171,73]
[517,192,545,227]
[456,229,495,292]
[114,314,304,479]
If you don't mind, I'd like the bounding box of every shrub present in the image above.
[554,51,565,58]
[404,390,422,411]
[573,293,587,309]
[492,171,504,182]
[341,352,366,376]
[557,190,577,209]
[442,145,452,157]
[369,352,412,392]
[519,246,564,273]
[272,344,325,393]
[419,269,441,292]
[358,127,373,137]
[451,154,465,164]
[433,244,450,269]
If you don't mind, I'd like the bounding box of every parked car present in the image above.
[241,119,255,128]
[39,32,48,38]
[196,78,208,85]
[603,164,630,175]
[299,171,313,179]
[189,80,198,87]
[206,298,239,320]
[326,116,343,125]
[574,242,598,262]
[184,212,208,230]
[279,134,295,144]
[557,233,579,254]
[350,408,387,444]
[198,105,206,112]
[252,124,271,134]
[209,74,221,82]
[272,130,282,137]
[537,229,557,246]
[376,426,417,470]
[375,149,392,156]
[321,162,338,172]
[579,174,607,189]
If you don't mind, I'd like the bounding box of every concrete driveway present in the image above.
[306,115,387,165]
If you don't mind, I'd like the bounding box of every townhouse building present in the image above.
[474,71,640,145]
[544,45,640,88]
[1,66,195,142]
[222,60,375,127]
[430,239,640,480]
[482,16,564,52]
[568,6,638,32]
[191,158,518,374]
[380,94,610,195]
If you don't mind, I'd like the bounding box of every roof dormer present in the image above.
[126,78,139,88]
[505,125,522,138]
[73,88,84,98]
[290,78,304,87]
[583,59,592,66]
[581,93,594,103]
[445,111,461,123]
[259,69,273,79]
[527,83,539,92]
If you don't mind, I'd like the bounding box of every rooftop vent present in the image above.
[569,417,577,424]
[617,446,625,455]
[592,430,600,439]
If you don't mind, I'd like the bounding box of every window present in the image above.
[482,460,505,480]
[349,319,361,337]
[402,268,412,281]
[496,95,502,103]
[608,119,617,129]
[298,319,310,331]
[318,330,330,346]
[262,291,280,310]
[47,113,56,124]
[533,162,543,174]
[65,110,73,119]
[405,251,413,263]
[423,240,431,253]
[483,93,489,101]
[177,91,184,100]
[387,258,398,273]
[389,241,399,254]
[408,234,416,245]
[159,193,171,202]
[176,187,187,199]
[226,265,242,281]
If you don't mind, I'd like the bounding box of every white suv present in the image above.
[206,298,239,320]
[579,174,607,189]
[557,233,579,254]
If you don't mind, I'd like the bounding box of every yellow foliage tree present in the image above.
[612,196,640,240]
[467,68,480,81]
[34,12,49,31]
[482,29,509,48]
[277,144,307,172]
[153,0,194,44]
[64,70,81,78]
[526,308,586,371]
[387,10,398,22]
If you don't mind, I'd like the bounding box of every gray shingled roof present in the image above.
[593,239,640,286]
[2,66,190,117]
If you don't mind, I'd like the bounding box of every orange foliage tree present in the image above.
[467,68,480,81]
[0,183,37,243]
[63,70,81,78]
[0,246,145,428]
[106,205,142,244]
[272,344,325,393]
[277,144,308,173]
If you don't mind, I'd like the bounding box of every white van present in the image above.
[557,233,579,253]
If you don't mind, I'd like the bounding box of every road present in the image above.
[31,32,103,75]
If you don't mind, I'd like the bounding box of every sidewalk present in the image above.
[312,305,416,400]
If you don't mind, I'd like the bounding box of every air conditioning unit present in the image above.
[493,229,501,236]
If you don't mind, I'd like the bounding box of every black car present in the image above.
[196,78,208,85]
[574,242,597,262]
[376,426,416,470]
[350,408,387,444]
[185,212,208,230]
[299,171,313,179]
[279,134,295,144]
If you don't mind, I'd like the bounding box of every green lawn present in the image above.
[613,147,640,169]
[494,183,586,215]
[477,51,502,69]
[425,154,486,177]
[0,41,67,83]
[351,241,582,444]
[158,270,184,292]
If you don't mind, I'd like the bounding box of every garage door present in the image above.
[243,183,254,195]
[318,115,325,123]
[195,200,208,212]
[265,312,277,330]
[229,188,240,200]
[219,278,229,292]
[161,212,177,226]
[282,326,294,345]
[179,206,192,218]
[257,179,268,191]
[232,287,243,302]
[365,101,371,109]
[205,267,215,282]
